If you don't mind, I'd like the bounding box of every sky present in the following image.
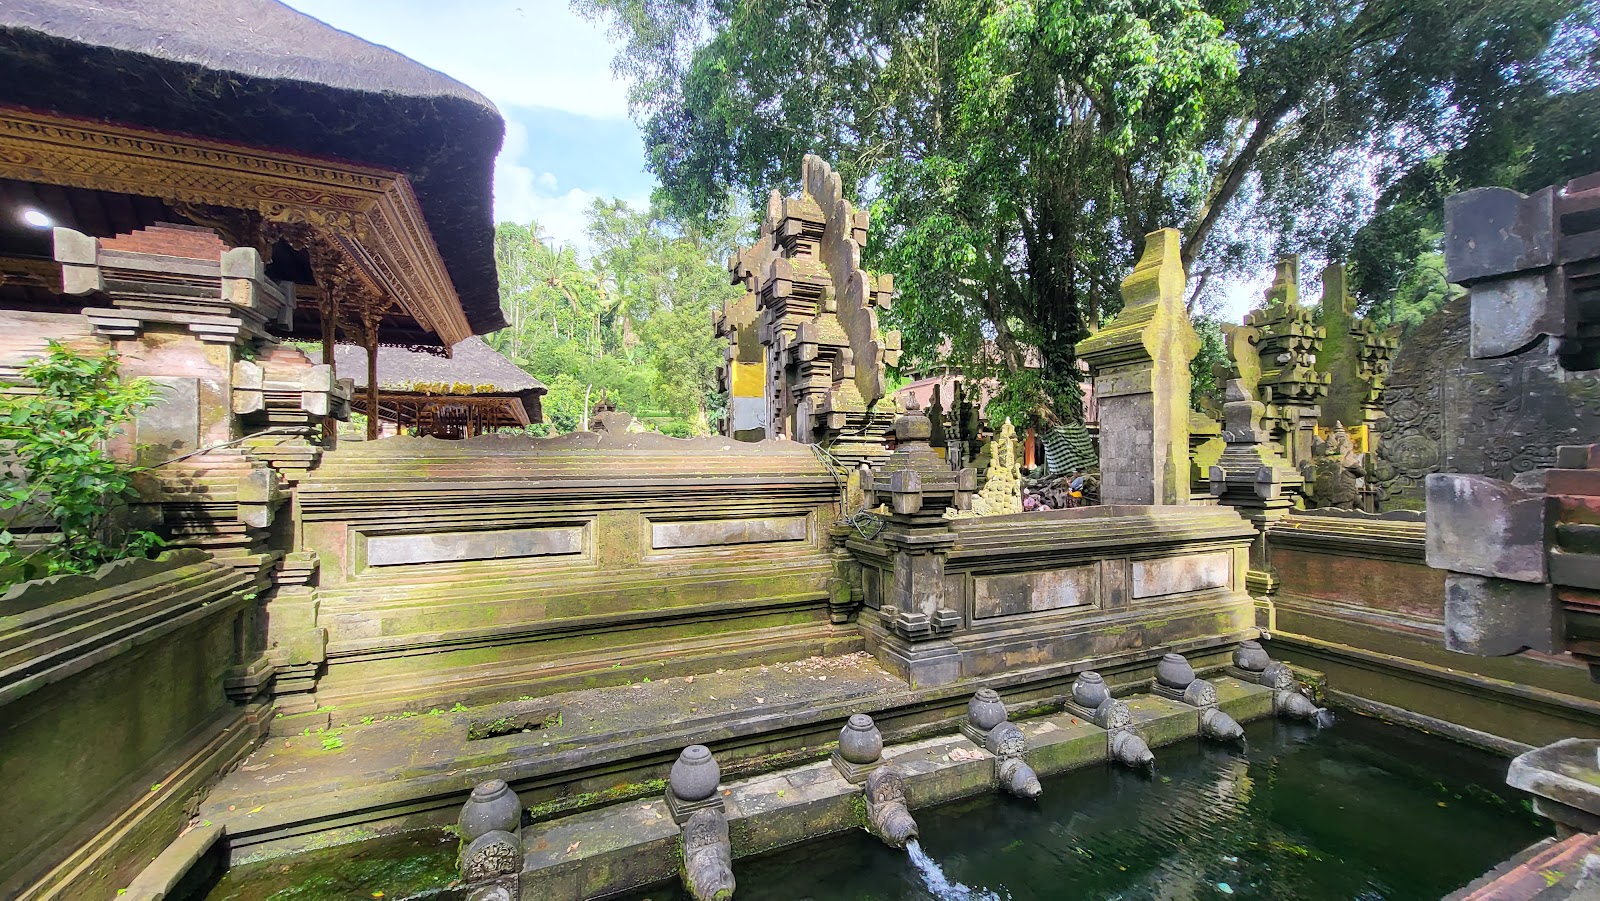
[282,0,1264,320]
[283,0,651,255]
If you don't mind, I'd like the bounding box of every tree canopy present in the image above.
[488,202,746,435]
[578,0,1595,425]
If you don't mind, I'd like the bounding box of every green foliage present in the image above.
[580,0,1589,424]
[1348,6,1600,338]
[1189,314,1229,411]
[488,202,745,435]
[0,343,162,585]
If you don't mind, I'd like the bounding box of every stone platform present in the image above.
[204,639,1253,862]
[519,675,1276,898]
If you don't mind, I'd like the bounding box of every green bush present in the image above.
[0,342,163,584]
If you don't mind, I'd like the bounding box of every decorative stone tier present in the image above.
[290,430,852,715]
[0,551,267,900]
[849,505,1259,684]
[516,676,1277,899]
[202,644,1252,863]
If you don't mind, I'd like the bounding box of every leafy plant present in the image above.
[0,342,162,584]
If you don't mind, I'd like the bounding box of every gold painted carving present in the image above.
[0,106,472,345]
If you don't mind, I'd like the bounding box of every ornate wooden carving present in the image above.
[0,106,472,345]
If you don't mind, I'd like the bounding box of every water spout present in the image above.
[1109,729,1155,770]
[1275,688,1327,724]
[1200,707,1245,743]
[906,839,1005,900]
[864,766,919,848]
[681,808,736,901]
[996,756,1042,799]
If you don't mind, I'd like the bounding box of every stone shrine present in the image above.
[1076,228,1198,505]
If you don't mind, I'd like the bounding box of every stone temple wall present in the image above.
[290,427,856,716]
[0,550,263,899]
[1373,296,1600,509]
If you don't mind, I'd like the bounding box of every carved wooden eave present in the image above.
[0,106,473,346]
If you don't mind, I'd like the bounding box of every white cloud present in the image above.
[284,0,633,120]
[494,122,649,254]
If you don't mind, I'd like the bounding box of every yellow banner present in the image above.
[730,361,765,398]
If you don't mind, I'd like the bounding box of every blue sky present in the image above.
[284,0,653,253]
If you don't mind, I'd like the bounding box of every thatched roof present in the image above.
[323,337,544,395]
[0,0,507,334]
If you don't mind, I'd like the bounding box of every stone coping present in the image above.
[206,638,1256,860]
[520,676,1276,899]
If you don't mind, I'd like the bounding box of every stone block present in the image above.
[972,564,1098,618]
[1017,715,1106,776]
[650,516,808,549]
[1131,551,1231,599]
[1426,473,1548,582]
[362,525,586,567]
[873,637,962,689]
[1124,694,1199,749]
[829,749,883,784]
[886,735,997,806]
[1210,675,1275,723]
[1506,738,1600,834]
[1444,573,1557,656]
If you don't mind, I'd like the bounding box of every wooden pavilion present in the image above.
[0,0,507,442]
[324,337,546,438]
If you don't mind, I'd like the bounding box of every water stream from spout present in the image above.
[905,839,1006,900]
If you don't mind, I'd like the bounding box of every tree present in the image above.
[1348,5,1600,334]
[488,201,745,435]
[578,0,1589,424]
[0,343,162,585]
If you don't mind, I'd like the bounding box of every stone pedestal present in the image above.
[1076,228,1198,505]
[1507,738,1600,835]
[862,402,974,687]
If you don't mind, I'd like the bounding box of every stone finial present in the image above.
[839,714,883,763]
[666,745,725,824]
[1072,671,1110,709]
[967,688,1008,731]
[1123,228,1187,311]
[1221,379,1269,444]
[1154,653,1195,690]
[832,713,886,783]
[671,746,719,798]
[1264,255,1300,307]
[1233,640,1270,672]
[459,779,522,842]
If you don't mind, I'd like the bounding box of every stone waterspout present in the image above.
[963,689,1043,799]
[864,767,919,848]
[987,722,1044,799]
[682,808,737,901]
[1070,671,1156,770]
[1152,653,1245,743]
[1230,641,1331,725]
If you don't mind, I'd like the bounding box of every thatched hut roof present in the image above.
[0,0,507,334]
[322,337,544,395]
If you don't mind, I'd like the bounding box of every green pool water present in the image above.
[205,714,1547,901]
[633,715,1549,901]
